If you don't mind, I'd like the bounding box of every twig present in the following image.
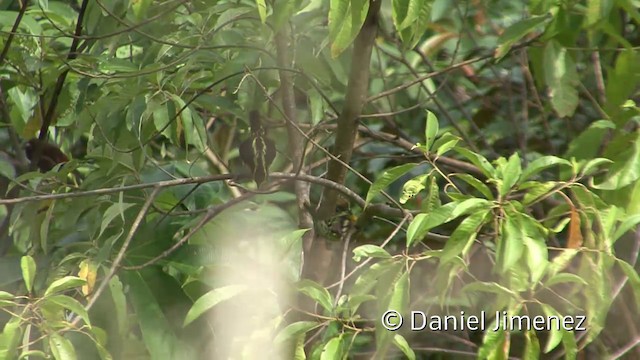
[366,56,489,103]
[326,214,409,290]
[122,192,255,270]
[83,186,161,314]
[607,335,640,360]
[0,174,235,205]
[334,228,354,305]
[591,51,606,105]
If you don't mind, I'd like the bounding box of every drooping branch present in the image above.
[317,0,382,220]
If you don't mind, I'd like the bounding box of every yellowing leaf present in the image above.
[78,260,98,297]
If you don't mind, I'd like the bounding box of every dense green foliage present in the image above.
[1,0,640,359]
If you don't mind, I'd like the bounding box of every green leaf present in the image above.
[387,271,409,316]
[605,50,640,114]
[21,256,36,294]
[255,0,268,23]
[499,153,522,196]
[131,0,152,20]
[424,110,439,151]
[19,350,47,359]
[350,260,402,302]
[523,329,541,360]
[521,156,572,182]
[293,334,306,360]
[49,333,77,360]
[296,280,334,313]
[561,329,577,360]
[365,163,417,206]
[352,245,391,262]
[184,285,248,327]
[0,291,14,300]
[422,175,441,213]
[579,158,613,177]
[592,132,640,190]
[171,95,206,152]
[522,181,557,206]
[394,0,426,31]
[478,325,505,359]
[617,259,640,312]
[435,138,459,156]
[0,156,16,180]
[496,215,525,274]
[152,100,173,140]
[406,201,457,246]
[454,147,496,178]
[522,235,548,284]
[626,180,640,216]
[441,209,489,264]
[565,120,615,161]
[544,40,579,117]
[108,276,129,338]
[450,198,491,219]
[547,249,578,278]
[612,214,640,242]
[329,0,370,57]
[320,335,343,360]
[44,295,91,328]
[274,321,319,344]
[495,15,550,60]
[540,304,563,353]
[279,228,310,253]
[400,174,428,204]
[99,203,135,238]
[0,317,22,359]
[392,0,409,31]
[123,271,188,358]
[44,277,86,296]
[452,174,493,199]
[393,334,416,360]
[546,273,589,287]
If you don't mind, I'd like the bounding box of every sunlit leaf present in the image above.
[21,256,36,294]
